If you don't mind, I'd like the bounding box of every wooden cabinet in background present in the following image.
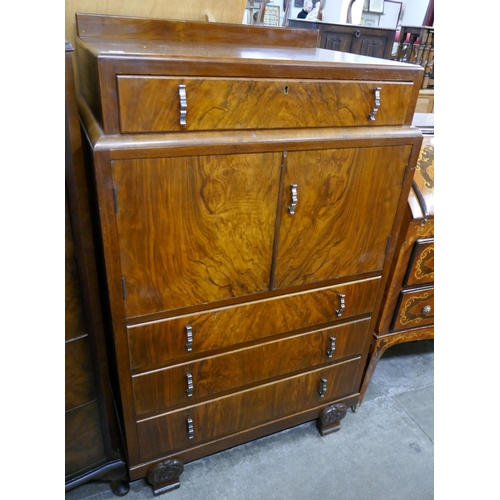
[416,89,434,113]
[358,113,434,403]
[288,19,396,59]
[65,41,128,496]
[75,13,423,495]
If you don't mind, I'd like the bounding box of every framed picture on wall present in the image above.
[294,0,304,7]
[263,5,280,25]
[361,12,380,26]
[369,0,384,13]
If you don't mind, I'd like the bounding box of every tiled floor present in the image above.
[66,340,434,500]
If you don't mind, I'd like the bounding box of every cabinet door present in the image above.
[352,35,390,59]
[112,153,281,317]
[274,146,411,289]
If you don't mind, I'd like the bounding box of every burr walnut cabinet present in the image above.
[75,12,423,494]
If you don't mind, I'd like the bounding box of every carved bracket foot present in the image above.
[316,402,348,436]
[147,458,184,496]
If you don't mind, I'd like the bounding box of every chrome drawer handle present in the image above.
[179,84,187,126]
[335,293,346,317]
[186,373,193,398]
[187,417,194,439]
[319,378,327,398]
[368,87,381,121]
[327,336,336,358]
[288,184,298,214]
[185,325,193,352]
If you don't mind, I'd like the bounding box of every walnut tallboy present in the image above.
[75,13,423,494]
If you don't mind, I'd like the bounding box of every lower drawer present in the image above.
[133,318,369,417]
[392,286,434,331]
[136,357,361,461]
[128,277,380,369]
[405,238,434,286]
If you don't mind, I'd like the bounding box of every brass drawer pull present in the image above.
[288,184,298,214]
[187,417,194,439]
[368,87,381,121]
[186,373,194,397]
[335,293,346,317]
[185,325,193,352]
[318,378,327,397]
[327,336,336,358]
[179,84,187,126]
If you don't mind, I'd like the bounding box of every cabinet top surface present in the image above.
[76,13,417,73]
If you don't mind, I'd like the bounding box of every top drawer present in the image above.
[116,77,413,133]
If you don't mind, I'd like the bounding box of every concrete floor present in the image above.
[66,340,434,500]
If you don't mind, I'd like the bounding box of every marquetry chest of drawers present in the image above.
[75,12,423,494]
[358,114,434,403]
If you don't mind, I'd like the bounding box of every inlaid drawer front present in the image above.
[132,318,369,416]
[392,286,434,331]
[116,76,413,133]
[128,277,380,370]
[136,358,360,460]
[405,238,434,286]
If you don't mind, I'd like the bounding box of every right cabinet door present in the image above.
[274,146,412,289]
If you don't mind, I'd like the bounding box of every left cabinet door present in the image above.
[112,153,282,317]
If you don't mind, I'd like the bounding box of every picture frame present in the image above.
[361,12,380,26]
[263,5,281,26]
[368,0,384,14]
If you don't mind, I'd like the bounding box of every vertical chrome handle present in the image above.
[187,417,194,439]
[186,373,193,398]
[185,325,193,352]
[318,378,327,397]
[179,84,187,126]
[368,87,381,121]
[288,184,298,214]
[335,293,345,317]
[327,336,336,358]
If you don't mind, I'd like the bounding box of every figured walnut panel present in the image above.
[117,77,412,133]
[133,318,369,416]
[274,146,411,289]
[136,358,360,461]
[128,277,380,369]
[65,402,106,476]
[112,153,281,317]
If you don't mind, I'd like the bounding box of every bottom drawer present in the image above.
[392,286,434,331]
[136,357,360,461]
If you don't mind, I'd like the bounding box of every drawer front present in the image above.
[117,76,412,133]
[136,358,360,460]
[392,287,434,331]
[128,277,380,370]
[405,238,434,286]
[133,318,369,416]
